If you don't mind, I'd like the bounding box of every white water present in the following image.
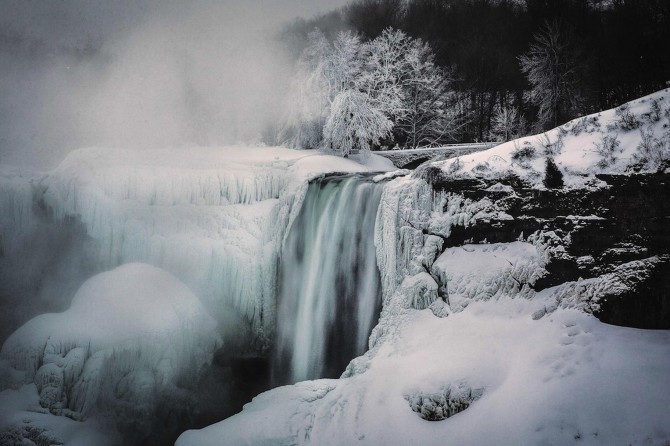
[276,175,385,383]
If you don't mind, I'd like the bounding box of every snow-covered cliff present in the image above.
[177,90,670,446]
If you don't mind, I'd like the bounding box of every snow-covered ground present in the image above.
[177,92,670,445]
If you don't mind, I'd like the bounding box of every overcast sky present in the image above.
[0,0,350,167]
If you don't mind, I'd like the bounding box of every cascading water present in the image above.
[275,174,385,383]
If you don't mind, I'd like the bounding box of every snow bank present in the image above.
[1,263,221,423]
[425,89,670,188]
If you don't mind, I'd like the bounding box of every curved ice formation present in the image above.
[0,263,221,421]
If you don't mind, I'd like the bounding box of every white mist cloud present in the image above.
[0,0,349,168]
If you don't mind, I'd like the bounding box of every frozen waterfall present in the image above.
[275,175,385,383]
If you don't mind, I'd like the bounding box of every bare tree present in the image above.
[396,38,454,149]
[519,21,582,130]
[488,105,524,142]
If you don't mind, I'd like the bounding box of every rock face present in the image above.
[415,166,670,329]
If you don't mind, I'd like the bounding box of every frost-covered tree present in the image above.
[280,30,362,149]
[519,21,582,130]
[328,31,363,97]
[322,89,392,156]
[358,28,454,149]
[357,28,412,121]
[282,26,454,154]
[280,30,331,149]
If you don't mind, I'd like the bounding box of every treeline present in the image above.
[276,0,670,148]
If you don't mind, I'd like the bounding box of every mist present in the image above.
[0,0,349,168]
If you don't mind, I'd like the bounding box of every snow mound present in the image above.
[0,263,221,421]
[424,89,670,188]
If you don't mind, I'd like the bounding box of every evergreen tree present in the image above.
[543,157,564,189]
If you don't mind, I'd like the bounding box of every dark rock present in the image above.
[594,256,670,329]
[425,172,670,329]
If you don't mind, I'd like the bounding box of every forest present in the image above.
[274,0,670,151]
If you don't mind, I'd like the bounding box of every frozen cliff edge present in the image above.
[0,146,395,444]
[0,146,394,345]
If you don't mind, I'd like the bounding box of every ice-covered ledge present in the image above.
[1,146,394,345]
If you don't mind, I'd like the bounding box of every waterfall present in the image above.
[275,174,384,383]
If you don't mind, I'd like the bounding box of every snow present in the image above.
[425,89,670,188]
[178,302,670,446]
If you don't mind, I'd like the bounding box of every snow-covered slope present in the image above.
[177,92,670,445]
[177,303,670,446]
[427,89,670,188]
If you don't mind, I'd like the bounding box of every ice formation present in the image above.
[0,145,395,443]
[1,264,220,426]
[0,147,394,346]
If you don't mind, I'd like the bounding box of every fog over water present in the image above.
[0,0,349,168]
